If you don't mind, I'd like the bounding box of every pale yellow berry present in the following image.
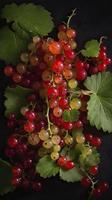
[53,145,61,152]
[76,135,85,144]
[43,139,53,149]
[51,135,61,145]
[28,134,40,145]
[39,129,49,141]
[64,135,73,145]
[20,52,29,63]
[68,79,78,89]
[51,125,59,135]
[70,98,81,110]
[50,152,59,160]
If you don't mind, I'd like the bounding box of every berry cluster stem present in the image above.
[46,98,52,136]
[67,9,77,28]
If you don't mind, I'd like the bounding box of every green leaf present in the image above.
[12,22,30,40]
[2,3,54,36]
[0,26,28,65]
[81,39,100,57]
[60,167,83,182]
[84,72,112,133]
[63,109,79,122]
[36,155,59,178]
[0,159,14,195]
[4,86,33,116]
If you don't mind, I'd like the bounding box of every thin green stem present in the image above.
[46,98,52,136]
[67,9,77,28]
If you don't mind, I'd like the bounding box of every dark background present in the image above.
[0,0,112,199]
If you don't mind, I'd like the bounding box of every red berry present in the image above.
[12,165,22,177]
[24,121,35,133]
[89,66,98,74]
[84,133,93,142]
[75,60,84,69]
[90,136,102,148]
[59,98,68,109]
[76,69,87,81]
[11,177,22,187]
[98,181,109,192]
[97,63,107,72]
[64,50,75,60]
[47,87,59,98]
[105,58,111,65]
[7,136,18,148]
[63,122,73,130]
[81,177,91,187]
[58,85,67,96]
[99,51,107,60]
[52,60,64,73]
[25,111,36,121]
[58,24,67,32]
[89,166,98,175]
[57,156,67,167]
[92,188,102,198]
[74,120,83,128]
[59,139,65,147]
[4,65,13,76]
[64,160,75,170]
[32,181,42,192]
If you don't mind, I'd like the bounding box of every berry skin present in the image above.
[24,121,35,133]
[89,166,98,175]
[98,181,109,192]
[12,165,22,177]
[52,60,64,73]
[7,136,18,148]
[76,69,87,81]
[81,177,91,187]
[57,156,67,167]
[4,65,13,76]
[59,98,68,109]
[64,160,75,170]
[64,50,75,60]
[90,136,102,148]
[47,87,59,98]
[11,177,22,187]
[49,41,61,55]
[66,28,76,39]
[63,122,73,130]
[32,181,42,192]
[50,151,59,160]
[84,133,93,142]
[25,111,36,121]
[92,188,102,198]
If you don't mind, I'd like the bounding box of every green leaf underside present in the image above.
[2,3,54,36]
[0,159,14,195]
[60,167,83,182]
[81,39,100,57]
[0,26,28,65]
[84,72,112,133]
[36,155,59,178]
[4,86,33,116]
[63,109,79,122]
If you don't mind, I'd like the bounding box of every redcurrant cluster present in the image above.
[3,20,111,199]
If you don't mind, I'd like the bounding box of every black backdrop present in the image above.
[0,0,112,200]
